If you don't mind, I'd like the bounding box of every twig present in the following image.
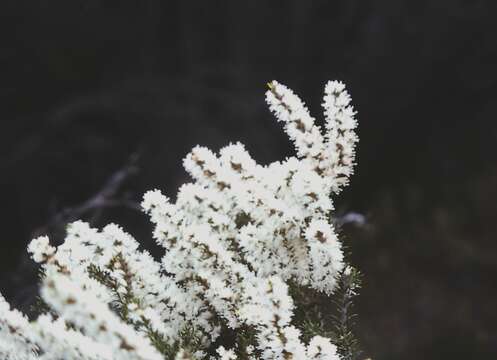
[31,152,141,240]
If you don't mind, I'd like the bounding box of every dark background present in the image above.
[1,1,497,359]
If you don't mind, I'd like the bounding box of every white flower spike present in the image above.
[0,80,359,360]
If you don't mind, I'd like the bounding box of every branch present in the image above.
[31,152,141,241]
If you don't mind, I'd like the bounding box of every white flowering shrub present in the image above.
[0,80,362,360]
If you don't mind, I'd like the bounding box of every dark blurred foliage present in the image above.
[1,1,497,359]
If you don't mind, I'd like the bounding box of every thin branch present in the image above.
[31,152,142,240]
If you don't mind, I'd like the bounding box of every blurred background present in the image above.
[1,1,497,358]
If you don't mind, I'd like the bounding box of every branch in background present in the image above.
[9,152,142,312]
[337,212,366,227]
[31,152,142,242]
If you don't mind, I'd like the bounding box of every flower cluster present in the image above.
[0,80,359,359]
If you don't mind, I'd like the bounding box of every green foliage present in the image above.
[331,267,363,360]
[146,325,203,360]
[290,267,363,360]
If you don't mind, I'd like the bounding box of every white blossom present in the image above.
[27,236,55,263]
[322,80,358,193]
[0,80,360,359]
[307,336,340,360]
[0,294,37,360]
[215,346,237,360]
